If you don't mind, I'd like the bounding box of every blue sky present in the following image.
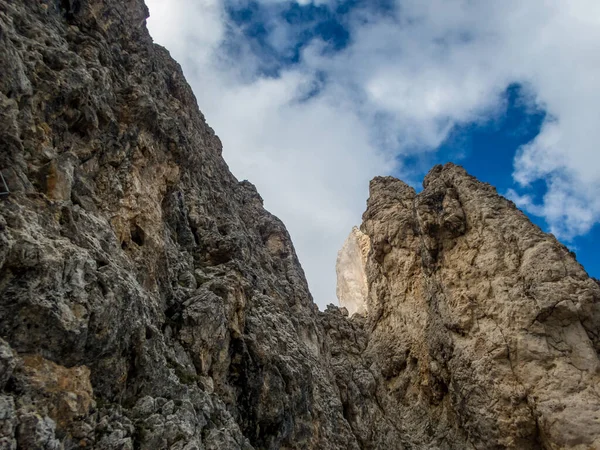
[147,0,600,306]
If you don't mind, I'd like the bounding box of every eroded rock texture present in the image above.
[360,167,600,449]
[1,0,599,449]
[0,1,355,448]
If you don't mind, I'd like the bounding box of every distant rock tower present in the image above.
[336,226,370,315]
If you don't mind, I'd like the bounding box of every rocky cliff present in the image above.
[359,169,600,449]
[1,1,599,449]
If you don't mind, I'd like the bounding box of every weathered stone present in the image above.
[356,165,600,449]
[16,412,62,450]
[0,0,599,448]
[0,339,15,390]
[0,395,17,449]
[16,354,94,429]
[0,0,357,447]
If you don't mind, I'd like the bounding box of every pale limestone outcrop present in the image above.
[336,227,371,316]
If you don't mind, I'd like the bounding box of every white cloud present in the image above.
[146,0,225,67]
[145,0,600,307]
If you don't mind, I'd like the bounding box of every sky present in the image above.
[145,0,600,309]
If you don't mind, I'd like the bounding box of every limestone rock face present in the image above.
[1,0,600,449]
[358,166,600,449]
[336,227,370,316]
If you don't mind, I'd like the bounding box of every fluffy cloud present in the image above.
[145,0,600,307]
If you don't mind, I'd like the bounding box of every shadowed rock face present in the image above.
[0,1,355,448]
[0,1,599,449]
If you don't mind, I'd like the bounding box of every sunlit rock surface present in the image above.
[336,227,370,316]
[360,168,600,449]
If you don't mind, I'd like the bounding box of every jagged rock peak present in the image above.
[359,162,600,449]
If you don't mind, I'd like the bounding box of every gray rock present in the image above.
[0,395,17,449]
[16,412,61,450]
[0,340,15,390]
[0,0,353,447]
